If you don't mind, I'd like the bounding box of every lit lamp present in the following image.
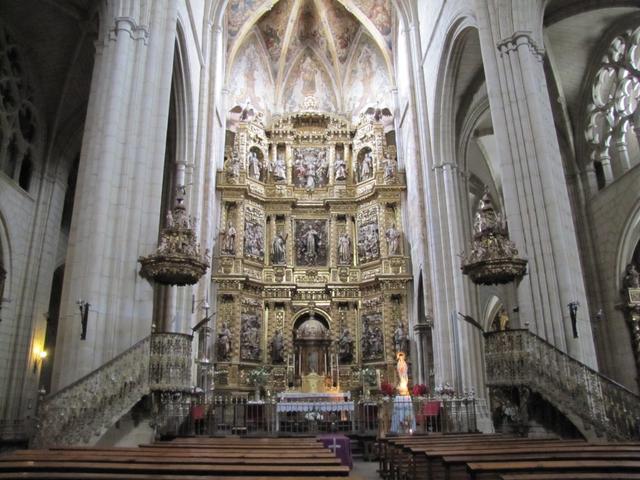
[34,349,47,374]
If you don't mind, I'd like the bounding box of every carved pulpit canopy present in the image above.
[461,189,527,285]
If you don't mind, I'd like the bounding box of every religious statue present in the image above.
[497,307,510,331]
[270,330,284,364]
[623,263,640,290]
[271,231,287,265]
[383,153,396,181]
[165,209,173,228]
[385,224,401,256]
[293,148,329,189]
[359,152,373,182]
[240,99,254,121]
[396,352,409,396]
[217,322,232,361]
[247,150,262,180]
[338,327,354,363]
[221,222,237,255]
[361,314,384,361]
[393,322,409,355]
[272,154,286,181]
[338,232,351,265]
[335,154,347,181]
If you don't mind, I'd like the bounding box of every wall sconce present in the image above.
[33,349,47,374]
[568,301,579,338]
[77,299,90,340]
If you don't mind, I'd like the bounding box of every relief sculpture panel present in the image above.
[295,219,328,266]
[361,312,384,361]
[244,205,265,262]
[293,147,329,189]
[357,206,380,263]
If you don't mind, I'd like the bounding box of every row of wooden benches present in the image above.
[0,437,351,479]
[378,432,640,480]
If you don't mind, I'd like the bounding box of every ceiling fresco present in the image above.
[226,0,394,120]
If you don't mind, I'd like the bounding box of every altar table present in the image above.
[317,433,352,468]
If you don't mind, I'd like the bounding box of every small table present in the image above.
[317,433,352,468]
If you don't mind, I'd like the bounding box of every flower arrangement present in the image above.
[412,384,429,396]
[380,381,396,397]
[304,411,324,421]
[246,367,269,387]
[435,382,455,397]
[361,367,377,386]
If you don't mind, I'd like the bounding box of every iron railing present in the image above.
[485,329,640,440]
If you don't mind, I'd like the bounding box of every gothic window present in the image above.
[0,23,40,191]
[585,25,640,188]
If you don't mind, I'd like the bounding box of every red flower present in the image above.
[412,384,428,396]
[380,381,396,396]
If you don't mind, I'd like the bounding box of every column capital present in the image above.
[496,31,544,61]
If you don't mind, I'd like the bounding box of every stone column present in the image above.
[475,0,597,366]
[51,0,180,391]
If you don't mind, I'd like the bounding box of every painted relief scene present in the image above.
[293,147,329,189]
[244,206,265,261]
[361,312,384,361]
[358,207,381,263]
[295,219,328,266]
[240,312,262,361]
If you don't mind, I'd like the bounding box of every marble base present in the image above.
[390,395,416,433]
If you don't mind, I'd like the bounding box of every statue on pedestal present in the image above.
[271,330,284,364]
[217,322,232,361]
[338,327,354,363]
[385,224,401,256]
[338,232,351,265]
[396,351,409,396]
[394,322,408,355]
[271,231,287,265]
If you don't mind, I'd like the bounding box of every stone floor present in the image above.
[350,459,381,479]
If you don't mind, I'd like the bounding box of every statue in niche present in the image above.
[623,263,640,290]
[247,150,262,180]
[272,153,286,181]
[270,330,284,364]
[225,152,241,180]
[385,224,401,256]
[338,232,351,265]
[303,224,321,264]
[383,153,396,181]
[220,221,237,255]
[217,322,232,361]
[240,314,261,361]
[338,327,354,363]
[394,322,409,355]
[271,231,287,265]
[359,152,373,182]
[335,153,347,181]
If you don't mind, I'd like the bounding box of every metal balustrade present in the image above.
[153,396,477,437]
[485,329,640,441]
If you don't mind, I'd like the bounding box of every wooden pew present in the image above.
[501,474,640,480]
[466,460,640,480]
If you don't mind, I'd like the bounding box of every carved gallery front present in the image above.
[212,105,411,398]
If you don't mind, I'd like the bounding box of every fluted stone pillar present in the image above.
[475,0,597,366]
[51,0,180,391]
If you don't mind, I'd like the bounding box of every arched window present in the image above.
[585,25,640,187]
[0,23,40,191]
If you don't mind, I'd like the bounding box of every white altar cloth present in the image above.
[276,401,355,413]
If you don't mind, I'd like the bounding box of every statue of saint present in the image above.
[335,155,347,181]
[221,222,237,255]
[359,152,373,182]
[623,263,640,290]
[338,327,354,363]
[396,352,409,396]
[338,232,351,265]
[271,330,284,364]
[385,224,401,256]
[394,323,408,354]
[217,322,232,361]
[271,231,287,265]
[272,154,286,181]
[383,153,396,181]
[247,151,262,180]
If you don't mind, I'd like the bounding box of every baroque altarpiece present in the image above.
[213,106,411,395]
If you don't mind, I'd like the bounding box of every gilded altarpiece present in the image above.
[213,110,411,395]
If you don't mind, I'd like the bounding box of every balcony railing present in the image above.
[485,329,640,441]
